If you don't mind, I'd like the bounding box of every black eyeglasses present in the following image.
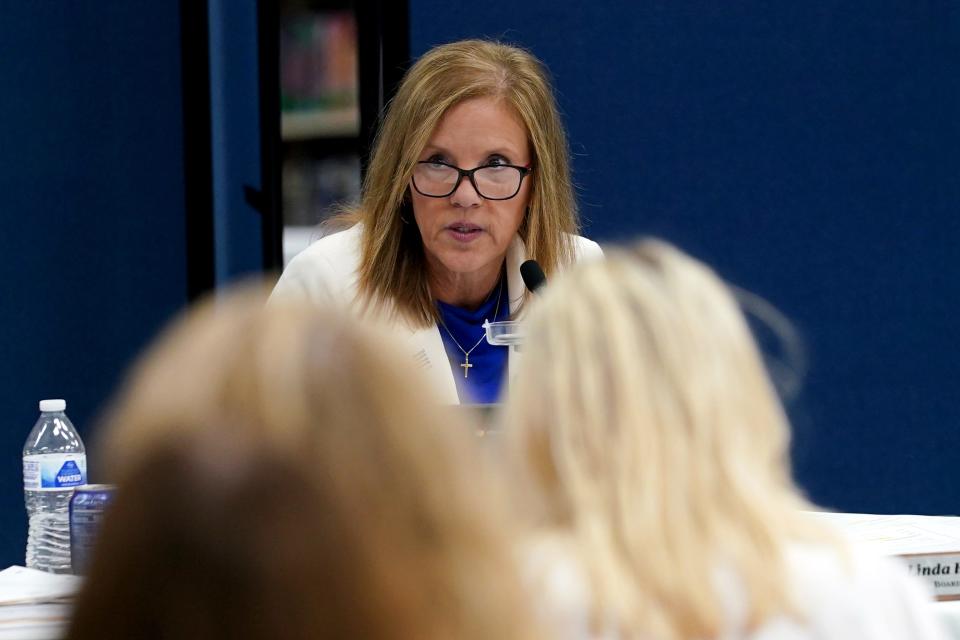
[411,161,533,200]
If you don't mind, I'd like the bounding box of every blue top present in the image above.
[436,278,510,404]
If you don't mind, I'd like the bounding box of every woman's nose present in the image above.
[449,174,482,207]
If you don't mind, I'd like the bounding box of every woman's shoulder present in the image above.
[290,225,363,266]
[270,226,363,305]
[764,542,947,640]
[521,535,593,640]
[521,534,618,640]
[565,233,604,263]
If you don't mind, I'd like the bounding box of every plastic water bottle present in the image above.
[23,399,87,573]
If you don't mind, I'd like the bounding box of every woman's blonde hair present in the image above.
[82,285,541,640]
[347,39,579,326]
[505,241,837,639]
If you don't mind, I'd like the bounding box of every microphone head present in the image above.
[520,260,547,293]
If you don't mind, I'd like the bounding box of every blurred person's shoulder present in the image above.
[722,541,948,640]
[521,533,617,640]
[786,542,946,640]
[523,533,589,612]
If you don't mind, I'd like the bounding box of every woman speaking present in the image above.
[271,40,602,404]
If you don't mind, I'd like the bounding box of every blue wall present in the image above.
[412,2,960,514]
[209,0,265,283]
[0,4,188,566]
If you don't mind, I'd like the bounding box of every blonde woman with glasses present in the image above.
[272,39,602,405]
[505,241,946,640]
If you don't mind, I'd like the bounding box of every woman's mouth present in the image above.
[446,222,483,243]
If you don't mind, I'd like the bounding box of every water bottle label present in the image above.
[23,454,87,490]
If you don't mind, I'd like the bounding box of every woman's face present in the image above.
[410,96,531,290]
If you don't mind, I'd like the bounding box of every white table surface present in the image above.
[935,601,960,639]
[1,569,959,640]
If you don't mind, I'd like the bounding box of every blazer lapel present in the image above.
[404,323,460,405]
[503,235,529,393]
[505,234,528,316]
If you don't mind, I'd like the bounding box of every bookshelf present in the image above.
[281,106,359,140]
[279,0,360,263]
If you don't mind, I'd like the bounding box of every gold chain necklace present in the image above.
[437,278,504,379]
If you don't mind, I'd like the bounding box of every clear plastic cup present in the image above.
[483,320,525,346]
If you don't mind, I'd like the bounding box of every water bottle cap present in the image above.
[39,399,66,412]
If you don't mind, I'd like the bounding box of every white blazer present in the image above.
[270,225,603,403]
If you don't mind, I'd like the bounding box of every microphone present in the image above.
[520,260,547,294]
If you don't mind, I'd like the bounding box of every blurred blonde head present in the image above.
[350,39,579,325]
[78,284,540,640]
[506,241,834,639]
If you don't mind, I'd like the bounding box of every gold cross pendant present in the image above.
[460,355,473,379]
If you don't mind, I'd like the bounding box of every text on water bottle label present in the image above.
[23,454,87,490]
